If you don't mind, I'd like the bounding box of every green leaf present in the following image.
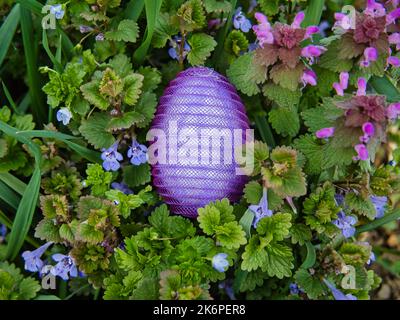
[214,221,247,249]
[269,64,304,91]
[269,106,300,137]
[241,237,294,278]
[233,269,268,293]
[302,0,324,27]
[134,92,158,128]
[84,164,113,197]
[226,52,266,96]
[123,73,144,106]
[0,139,7,158]
[187,33,217,66]
[263,83,301,108]
[105,19,139,42]
[122,163,151,188]
[138,66,162,92]
[256,213,292,241]
[263,166,307,198]
[34,219,62,242]
[239,209,255,239]
[369,76,400,103]
[203,0,232,13]
[356,208,400,235]
[79,113,115,149]
[80,79,109,110]
[290,224,312,245]
[77,223,104,244]
[294,269,325,299]
[319,40,353,72]
[259,0,279,15]
[243,181,263,204]
[345,192,376,220]
[107,111,145,131]
[152,12,179,48]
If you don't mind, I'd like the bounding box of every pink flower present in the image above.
[388,33,400,50]
[353,144,369,161]
[333,72,349,96]
[253,12,274,47]
[360,121,375,142]
[387,103,400,120]
[334,13,353,30]
[301,45,326,64]
[292,11,305,29]
[357,77,367,96]
[365,0,386,17]
[301,69,317,87]
[386,8,400,25]
[360,47,378,67]
[388,56,400,67]
[316,127,335,139]
[305,26,320,39]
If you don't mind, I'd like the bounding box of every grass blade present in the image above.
[370,76,400,102]
[211,0,236,69]
[0,4,20,67]
[1,80,20,115]
[0,180,20,210]
[42,29,63,72]
[254,115,276,148]
[20,5,46,125]
[125,0,145,21]
[19,130,101,163]
[300,241,316,269]
[356,208,400,235]
[6,166,41,260]
[133,0,162,65]
[302,0,324,27]
[0,172,27,196]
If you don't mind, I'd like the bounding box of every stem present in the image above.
[355,208,400,235]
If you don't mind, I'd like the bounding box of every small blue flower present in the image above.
[318,21,330,37]
[212,253,229,273]
[388,160,397,166]
[334,193,345,206]
[332,211,357,238]
[101,142,123,172]
[127,140,148,166]
[50,254,78,280]
[323,279,357,300]
[111,182,133,195]
[289,283,303,295]
[368,251,376,265]
[370,195,387,219]
[79,25,93,33]
[22,242,53,273]
[218,280,236,300]
[249,188,273,227]
[248,42,260,52]
[50,4,65,20]
[233,8,252,33]
[0,224,6,239]
[56,108,72,125]
[168,36,191,61]
[95,33,104,41]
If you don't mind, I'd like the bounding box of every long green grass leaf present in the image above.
[0,4,20,67]
[302,0,324,27]
[125,0,145,21]
[1,80,20,114]
[0,180,20,210]
[300,241,316,269]
[254,115,276,148]
[6,166,41,260]
[211,0,236,69]
[356,208,400,235]
[19,130,101,163]
[42,29,63,72]
[20,5,46,125]
[133,0,162,65]
[0,172,27,195]
[370,76,400,102]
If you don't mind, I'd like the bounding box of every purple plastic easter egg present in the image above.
[149,67,250,218]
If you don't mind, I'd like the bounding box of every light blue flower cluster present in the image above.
[100,140,148,172]
[212,253,229,272]
[21,242,80,280]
